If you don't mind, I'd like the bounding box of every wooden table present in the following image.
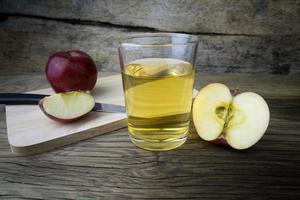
[0,72,299,199]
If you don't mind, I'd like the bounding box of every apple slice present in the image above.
[225,92,270,149]
[39,91,95,122]
[193,83,270,150]
[192,83,232,141]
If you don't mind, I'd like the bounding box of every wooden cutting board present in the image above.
[5,74,127,156]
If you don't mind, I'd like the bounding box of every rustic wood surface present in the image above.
[0,0,299,74]
[0,72,299,199]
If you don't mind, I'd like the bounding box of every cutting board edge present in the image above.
[9,118,128,156]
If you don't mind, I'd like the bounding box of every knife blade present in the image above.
[0,93,126,113]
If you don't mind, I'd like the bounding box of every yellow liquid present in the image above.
[122,58,195,151]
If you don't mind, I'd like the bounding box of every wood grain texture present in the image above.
[1,0,299,35]
[0,72,300,199]
[0,17,299,74]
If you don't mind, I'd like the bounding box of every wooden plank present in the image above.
[1,0,299,35]
[0,72,300,199]
[1,17,299,74]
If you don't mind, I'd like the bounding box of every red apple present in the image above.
[45,50,98,93]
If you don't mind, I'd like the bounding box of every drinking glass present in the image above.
[118,33,198,151]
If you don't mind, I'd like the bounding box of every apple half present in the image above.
[192,83,270,150]
[39,91,95,122]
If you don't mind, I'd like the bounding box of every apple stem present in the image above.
[230,88,240,96]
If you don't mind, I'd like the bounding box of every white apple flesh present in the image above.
[39,91,95,122]
[226,92,270,149]
[193,83,270,150]
[192,83,232,141]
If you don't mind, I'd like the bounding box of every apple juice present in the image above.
[121,58,195,150]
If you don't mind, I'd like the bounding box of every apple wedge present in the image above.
[39,91,95,122]
[193,83,270,150]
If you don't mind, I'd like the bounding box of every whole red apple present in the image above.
[45,50,98,93]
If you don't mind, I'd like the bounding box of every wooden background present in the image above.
[0,0,299,74]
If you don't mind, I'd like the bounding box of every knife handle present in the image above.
[0,93,48,105]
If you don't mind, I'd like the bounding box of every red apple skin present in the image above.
[210,134,230,147]
[230,89,240,96]
[38,98,88,123]
[45,50,98,93]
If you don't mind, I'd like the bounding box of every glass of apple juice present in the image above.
[118,33,198,151]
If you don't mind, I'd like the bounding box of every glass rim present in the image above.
[119,33,198,46]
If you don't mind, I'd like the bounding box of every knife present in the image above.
[0,93,126,113]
